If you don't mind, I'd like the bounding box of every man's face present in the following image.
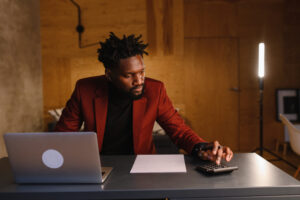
[106,55,145,98]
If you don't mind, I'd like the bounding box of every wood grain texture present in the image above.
[146,0,183,56]
[184,0,237,37]
[184,38,239,150]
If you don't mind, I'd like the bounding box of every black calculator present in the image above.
[196,161,238,174]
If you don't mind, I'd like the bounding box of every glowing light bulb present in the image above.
[258,43,265,78]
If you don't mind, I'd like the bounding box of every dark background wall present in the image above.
[0,0,43,157]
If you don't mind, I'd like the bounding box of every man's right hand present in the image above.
[197,141,233,165]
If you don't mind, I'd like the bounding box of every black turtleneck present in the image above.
[101,83,134,155]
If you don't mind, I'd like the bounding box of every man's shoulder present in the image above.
[144,78,165,96]
[76,75,106,86]
[77,75,106,83]
[145,77,163,87]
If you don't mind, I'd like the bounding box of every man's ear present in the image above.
[105,69,112,81]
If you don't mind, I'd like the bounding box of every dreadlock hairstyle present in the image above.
[97,32,148,69]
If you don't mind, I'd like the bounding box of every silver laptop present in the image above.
[4,132,112,184]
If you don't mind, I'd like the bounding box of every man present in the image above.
[55,32,233,165]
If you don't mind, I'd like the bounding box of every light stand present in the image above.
[259,77,264,156]
[255,43,274,156]
[258,43,265,156]
[253,43,298,169]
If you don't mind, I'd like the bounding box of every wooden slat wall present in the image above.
[146,0,184,56]
[40,0,300,151]
[183,38,240,150]
[183,0,240,150]
[184,0,237,37]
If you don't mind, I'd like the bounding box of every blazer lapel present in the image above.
[133,97,147,152]
[94,84,108,152]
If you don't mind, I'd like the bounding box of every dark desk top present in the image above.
[0,153,299,200]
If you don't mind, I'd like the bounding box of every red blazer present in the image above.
[55,75,205,154]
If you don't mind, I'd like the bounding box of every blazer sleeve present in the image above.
[156,83,206,154]
[54,81,83,132]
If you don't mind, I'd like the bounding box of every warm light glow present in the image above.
[258,43,265,78]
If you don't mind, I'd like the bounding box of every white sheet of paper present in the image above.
[130,154,186,173]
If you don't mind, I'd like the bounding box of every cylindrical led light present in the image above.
[258,43,265,78]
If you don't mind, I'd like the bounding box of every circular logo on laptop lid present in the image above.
[42,149,64,169]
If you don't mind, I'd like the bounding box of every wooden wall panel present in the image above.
[42,57,72,126]
[183,0,239,150]
[184,0,237,37]
[78,0,146,45]
[40,0,78,57]
[284,0,300,83]
[146,0,184,55]
[184,38,239,150]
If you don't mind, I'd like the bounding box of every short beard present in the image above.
[129,85,145,100]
